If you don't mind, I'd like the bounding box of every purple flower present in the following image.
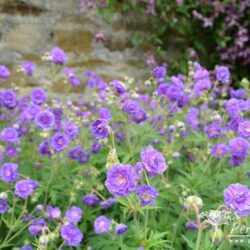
[136,185,159,206]
[20,245,33,250]
[64,121,79,140]
[193,68,209,80]
[50,47,67,65]
[14,179,39,199]
[166,85,183,102]
[0,198,9,214]
[1,127,19,144]
[5,145,18,158]
[135,162,143,173]
[94,216,111,234]
[46,205,61,220]
[230,89,245,99]
[115,224,128,235]
[82,194,100,206]
[69,75,81,86]
[228,137,249,158]
[100,198,117,209]
[65,206,82,223]
[153,66,166,80]
[185,221,198,231]
[68,146,83,160]
[35,110,55,130]
[50,133,70,152]
[224,183,250,216]
[94,32,108,42]
[28,218,46,236]
[68,146,89,164]
[205,124,223,139]
[78,151,90,164]
[0,150,3,163]
[122,99,140,115]
[105,164,137,197]
[216,66,230,83]
[64,68,80,86]
[91,142,102,154]
[185,108,199,131]
[193,79,211,96]
[38,140,51,157]
[238,121,250,138]
[0,65,10,80]
[178,93,190,108]
[91,119,111,140]
[211,144,229,158]
[157,83,170,96]
[99,107,111,121]
[22,61,36,76]
[20,104,41,121]
[22,214,35,222]
[30,88,47,105]
[170,75,184,88]
[1,90,18,109]
[229,155,245,167]
[111,80,127,95]
[140,145,168,175]
[60,224,83,246]
[225,99,242,117]
[0,163,19,183]
[131,108,147,123]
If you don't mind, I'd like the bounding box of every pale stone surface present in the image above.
[0,0,150,94]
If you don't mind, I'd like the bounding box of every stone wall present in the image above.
[0,0,150,94]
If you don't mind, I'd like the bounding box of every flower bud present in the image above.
[184,195,203,210]
[209,228,223,242]
[0,192,8,199]
[185,221,198,231]
[176,121,185,128]
[48,232,58,241]
[106,148,119,169]
[39,235,49,245]
[173,152,180,158]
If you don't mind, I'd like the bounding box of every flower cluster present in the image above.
[1,47,250,249]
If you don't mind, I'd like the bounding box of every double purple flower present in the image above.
[224,183,250,216]
[140,145,168,175]
[91,119,111,140]
[105,164,137,197]
[0,162,19,183]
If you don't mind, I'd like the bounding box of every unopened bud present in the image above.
[0,192,8,199]
[106,148,119,169]
[209,228,223,242]
[39,235,49,245]
[184,195,203,210]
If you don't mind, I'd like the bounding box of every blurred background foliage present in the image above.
[89,0,250,80]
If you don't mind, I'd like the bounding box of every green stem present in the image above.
[125,115,132,155]
[144,171,150,186]
[92,189,106,201]
[202,155,214,174]
[171,210,184,247]
[195,227,203,250]
[110,130,116,150]
[144,210,149,240]
[119,235,124,249]
[58,240,65,250]
[44,155,57,206]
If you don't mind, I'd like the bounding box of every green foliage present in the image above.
[94,0,250,80]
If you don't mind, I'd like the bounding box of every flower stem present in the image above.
[144,209,149,240]
[195,227,203,250]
